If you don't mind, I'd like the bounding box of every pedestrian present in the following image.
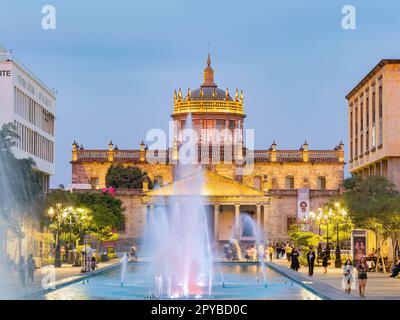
[223,244,232,261]
[290,247,300,271]
[276,242,281,259]
[356,256,368,297]
[27,254,36,284]
[317,243,323,265]
[342,258,354,294]
[18,256,26,288]
[90,256,97,271]
[268,245,274,261]
[285,243,292,262]
[390,259,400,278]
[307,245,316,276]
[322,247,330,273]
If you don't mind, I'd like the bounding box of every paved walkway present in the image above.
[271,258,400,300]
[0,260,120,299]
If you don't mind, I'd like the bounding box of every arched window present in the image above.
[271,177,278,189]
[317,176,326,190]
[253,175,262,190]
[285,175,294,189]
[154,175,163,188]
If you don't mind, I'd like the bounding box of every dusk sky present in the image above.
[1,0,400,187]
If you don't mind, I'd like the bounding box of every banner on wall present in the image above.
[297,188,310,220]
[351,230,367,262]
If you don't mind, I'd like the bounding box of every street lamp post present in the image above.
[334,202,341,268]
[48,202,63,268]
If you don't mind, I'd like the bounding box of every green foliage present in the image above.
[343,175,400,262]
[0,123,19,152]
[0,123,45,226]
[105,163,153,189]
[318,200,353,246]
[44,189,124,248]
[75,192,125,229]
[91,226,119,243]
[343,175,400,229]
[289,231,321,249]
[45,189,77,210]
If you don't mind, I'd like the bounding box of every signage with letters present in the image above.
[0,70,11,77]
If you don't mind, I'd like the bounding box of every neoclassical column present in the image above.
[214,204,220,241]
[263,204,270,240]
[234,204,240,240]
[256,204,261,228]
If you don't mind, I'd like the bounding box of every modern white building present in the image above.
[0,44,56,191]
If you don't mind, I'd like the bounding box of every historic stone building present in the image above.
[70,56,344,246]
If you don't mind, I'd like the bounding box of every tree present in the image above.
[343,175,400,266]
[289,230,321,249]
[44,189,125,254]
[0,123,45,238]
[105,163,153,189]
[75,192,124,230]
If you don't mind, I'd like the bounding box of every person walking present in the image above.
[18,256,26,288]
[27,254,36,284]
[285,243,292,262]
[290,247,300,271]
[356,256,368,297]
[322,247,330,273]
[276,242,281,259]
[390,259,400,278]
[306,246,316,276]
[342,258,354,294]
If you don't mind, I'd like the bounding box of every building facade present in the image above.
[71,56,344,245]
[0,45,56,191]
[346,59,400,189]
[0,45,56,264]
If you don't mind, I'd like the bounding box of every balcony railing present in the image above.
[74,148,340,164]
[173,100,244,115]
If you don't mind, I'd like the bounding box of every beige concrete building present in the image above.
[71,56,345,247]
[347,59,400,189]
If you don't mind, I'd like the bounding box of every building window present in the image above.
[378,83,383,145]
[350,109,353,141]
[253,176,262,190]
[355,138,358,157]
[366,96,369,128]
[355,103,358,134]
[285,176,294,189]
[271,177,278,189]
[350,141,353,159]
[317,176,326,190]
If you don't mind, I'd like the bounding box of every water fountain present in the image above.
[143,114,214,298]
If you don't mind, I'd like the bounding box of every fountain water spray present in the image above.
[143,114,214,298]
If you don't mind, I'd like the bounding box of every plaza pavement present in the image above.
[0,260,120,299]
[270,258,400,300]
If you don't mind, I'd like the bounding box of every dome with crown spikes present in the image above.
[172,54,244,116]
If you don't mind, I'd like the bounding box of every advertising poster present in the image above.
[351,230,367,262]
[297,188,310,220]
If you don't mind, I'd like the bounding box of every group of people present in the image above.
[6,254,37,288]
